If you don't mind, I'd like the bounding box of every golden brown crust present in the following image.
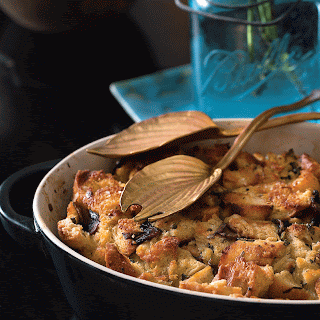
[300,153,320,180]
[315,277,320,298]
[58,146,320,300]
[215,257,274,297]
[266,171,318,218]
[225,214,279,240]
[222,192,272,220]
[73,170,111,203]
[267,271,312,300]
[219,240,286,267]
[112,219,141,256]
[105,243,138,277]
[136,237,179,263]
[179,278,243,297]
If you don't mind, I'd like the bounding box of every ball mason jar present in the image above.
[183,0,320,118]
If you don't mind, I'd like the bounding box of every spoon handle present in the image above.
[215,89,320,172]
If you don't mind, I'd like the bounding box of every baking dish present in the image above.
[1,119,320,320]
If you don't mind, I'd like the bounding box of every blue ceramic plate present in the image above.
[109,64,196,122]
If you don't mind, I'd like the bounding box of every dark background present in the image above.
[0,11,137,319]
[0,2,190,318]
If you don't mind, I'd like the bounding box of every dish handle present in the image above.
[0,160,60,250]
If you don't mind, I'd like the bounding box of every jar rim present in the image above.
[175,0,302,26]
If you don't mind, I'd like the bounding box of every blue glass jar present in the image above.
[182,0,320,118]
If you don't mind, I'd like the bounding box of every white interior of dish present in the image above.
[33,119,320,305]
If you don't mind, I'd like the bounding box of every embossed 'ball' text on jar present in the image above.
[176,0,320,118]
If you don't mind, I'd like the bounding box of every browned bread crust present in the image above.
[58,145,320,300]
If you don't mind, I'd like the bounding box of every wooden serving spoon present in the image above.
[119,90,320,222]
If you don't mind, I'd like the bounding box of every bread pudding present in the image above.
[57,144,320,300]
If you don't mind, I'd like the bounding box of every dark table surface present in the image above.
[0,14,161,318]
[0,82,134,320]
[0,80,135,320]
